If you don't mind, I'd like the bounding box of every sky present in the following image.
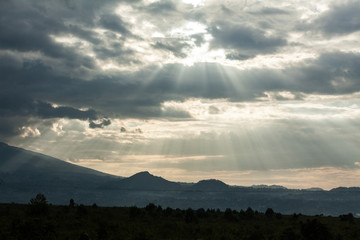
[1,0,360,190]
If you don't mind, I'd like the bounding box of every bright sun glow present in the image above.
[170,22,207,37]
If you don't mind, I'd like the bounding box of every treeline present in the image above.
[0,194,359,240]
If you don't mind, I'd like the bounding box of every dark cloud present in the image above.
[0,1,98,70]
[152,40,189,58]
[316,1,360,36]
[0,117,29,138]
[149,51,360,100]
[57,0,142,26]
[2,50,359,129]
[299,1,360,36]
[89,119,111,129]
[92,32,135,63]
[249,7,290,15]
[208,21,287,58]
[225,52,255,61]
[0,2,64,51]
[0,0,143,78]
[0,94,98,121]
[0,89,100,138]
[285,51,360,94]
[145,0,177,14]
[98,14,131,35]
[66,24,102,45]
[220,4,233,14]
[37,101,98,120]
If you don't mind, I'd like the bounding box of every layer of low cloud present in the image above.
[1,50,359,138]
[0,51,359,137]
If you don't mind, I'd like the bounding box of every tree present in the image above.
[30,193,47,205]
[185,208,195,223]
[69,199,75,207]
[28,193,48,215]
[145,203,156,212]
[265,208,275,218]
[224,208,236,221]
[245,207,255,219]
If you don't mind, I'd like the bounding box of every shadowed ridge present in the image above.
[130,171,152,178]
[330,187,360,192]
[0,142,118,185]
[103,171,182,191]
[251,184,287,190]
[304,187,324,191]
[190,179,229,191]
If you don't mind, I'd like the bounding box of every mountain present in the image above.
[304,187,324,191]
[0,142,117,187]
[251,184,287,190]
[190,179,229,191]
[0,141,120,204]
[103,171,182,191]
[1,142,360,216]
[330,187,360,192]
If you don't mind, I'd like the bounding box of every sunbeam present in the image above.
[1,0,360,192]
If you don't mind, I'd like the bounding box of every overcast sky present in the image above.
[1,0,360,189]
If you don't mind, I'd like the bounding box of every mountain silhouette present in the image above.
[1,142,359,215]
[251,184,287,190]
[330,187,360,192]
[103,171,182,191]
[190,179,229,191]
[0,142,117,188]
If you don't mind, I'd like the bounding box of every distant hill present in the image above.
[251,184,287,190]
[190,179,229,191]
[330,187,360,192]
[304,187,324,191]
[103,171,182,191]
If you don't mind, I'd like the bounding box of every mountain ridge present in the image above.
[1,142,360,216]
[0,142,118,190]
[102,171,182,191]
[1,142,359,191]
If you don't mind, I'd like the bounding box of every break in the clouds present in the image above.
[1,0,360,189]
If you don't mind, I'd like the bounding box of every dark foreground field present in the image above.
[0,195,359,240]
